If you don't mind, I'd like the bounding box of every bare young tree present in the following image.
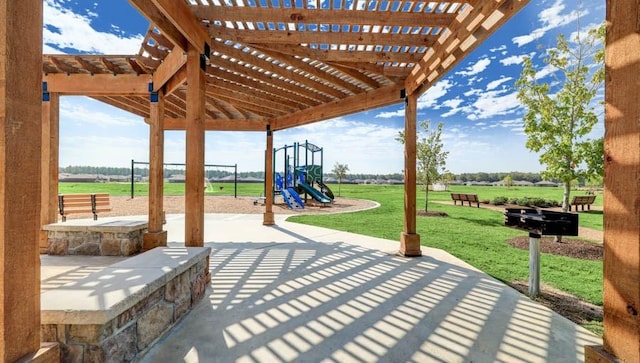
[397,121,449,212]
[331,162,349,197]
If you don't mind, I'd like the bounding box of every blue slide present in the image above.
[298,182,332,204]
[282,187,304,209]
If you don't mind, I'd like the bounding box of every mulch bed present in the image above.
[506,236,602,260]
[505,236,603,332]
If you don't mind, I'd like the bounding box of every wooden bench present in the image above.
[58,193,112,221]
[451,193,480,207]
[569,195,596,211]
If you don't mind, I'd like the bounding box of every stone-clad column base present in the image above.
[585,345,622,363]
[399,232,421,257]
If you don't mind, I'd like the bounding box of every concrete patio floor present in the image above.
[42,213,601,362]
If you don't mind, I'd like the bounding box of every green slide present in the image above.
[298,182,332,204]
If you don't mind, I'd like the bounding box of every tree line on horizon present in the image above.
[58,165,548,183]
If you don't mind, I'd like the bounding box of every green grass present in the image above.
[59,181,265,197]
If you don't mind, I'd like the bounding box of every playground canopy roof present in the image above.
[42,0,529,131]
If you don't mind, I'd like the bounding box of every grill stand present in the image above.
[528,232,541,297]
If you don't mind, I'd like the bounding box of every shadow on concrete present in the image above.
[141,222,600,363]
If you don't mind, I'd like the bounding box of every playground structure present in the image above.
[273,141,334,209]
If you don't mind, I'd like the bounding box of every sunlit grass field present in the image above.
[59,182,604,311]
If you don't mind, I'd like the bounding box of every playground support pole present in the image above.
[400,92,421,257]
[131,159,135,199]
[263,125,275,225]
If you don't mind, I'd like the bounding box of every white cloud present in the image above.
[512,0,583,47]
[486,77,513,91]
[467,90,522,120]
[43,0,144,54]
[534,63,558,80]
[416,79,455,109]
[500,53,534,66]
[375,109,405,119]
[440,98,468,118]
[455,58,491,76]
[60,99,141,128]
[489,45,507,53]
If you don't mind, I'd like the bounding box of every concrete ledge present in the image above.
[41,247,211,362]
[41,247,209,324]
[42,219,148,233]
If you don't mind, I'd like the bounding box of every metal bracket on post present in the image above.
[42,81,50,101]
[148,83,158,102]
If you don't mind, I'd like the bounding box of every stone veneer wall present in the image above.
[41,255,210,362]
[47,229,145,256]
[42,220,148,256]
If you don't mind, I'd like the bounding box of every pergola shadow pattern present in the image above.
[142,223,600,362]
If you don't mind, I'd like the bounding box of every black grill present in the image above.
[504,208,578,237]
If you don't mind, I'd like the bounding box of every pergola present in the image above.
[0,1,638,362]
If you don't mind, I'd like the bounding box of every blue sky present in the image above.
[43,0,605,174]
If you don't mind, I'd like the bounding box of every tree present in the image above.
[503,175,513,189]
[515,24,604,225]
[396,121,449,212]
[331,162,349,197]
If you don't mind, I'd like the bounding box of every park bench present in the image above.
[569,195,596,211]
[58,193,112,221]
[451,193,480,208]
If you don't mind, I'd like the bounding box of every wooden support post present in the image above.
[184,46,205,247]
[586,1,640,361]
[40,92,59,253]
[143,89,167,250]
[263,125,275,225]
[0,1,59,361]
[399,93,421,257]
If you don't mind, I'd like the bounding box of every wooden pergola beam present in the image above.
[44,74,151,95]
[210,26,437,47]
[152,49,186,93]
[152,117,268,131]
[251,43,427,64]
[194,6,457,28]
[150,0,210,54]
[212,41,347,99]
[405,0,530,96]
[128,0,188,50]
[271,84,403,130]
[253,46,364,95]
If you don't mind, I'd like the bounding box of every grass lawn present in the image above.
[59,181,264,197]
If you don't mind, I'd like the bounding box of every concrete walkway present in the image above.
[125,213,601,363]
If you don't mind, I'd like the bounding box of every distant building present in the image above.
[535,181,558,187]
